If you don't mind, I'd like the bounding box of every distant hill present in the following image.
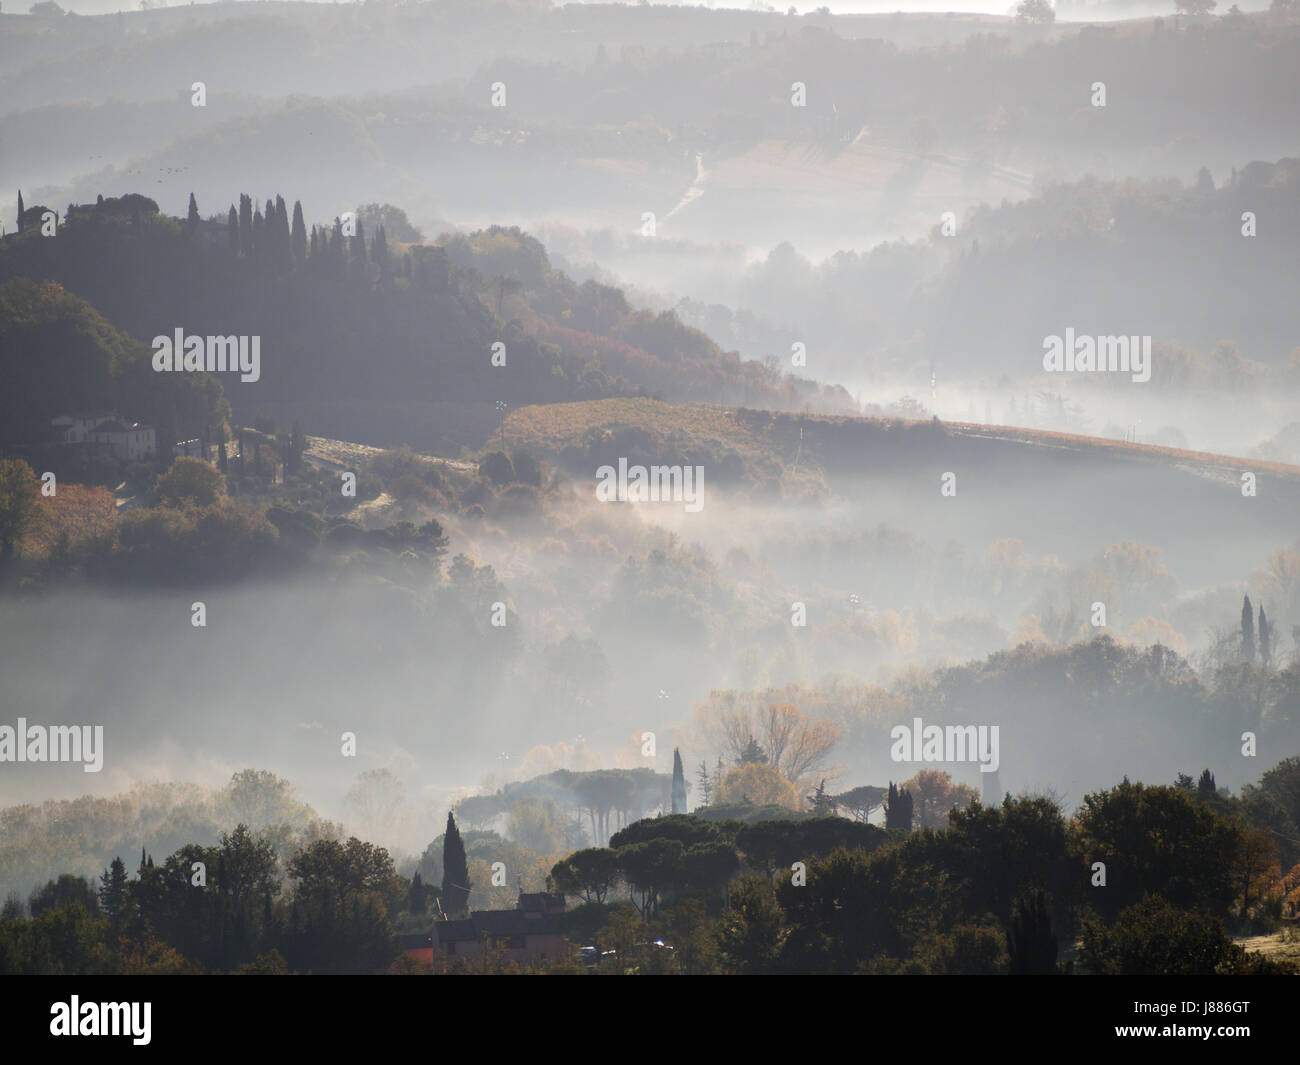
[0,199,853,453]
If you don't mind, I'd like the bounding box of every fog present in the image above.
[3,0,1299,914]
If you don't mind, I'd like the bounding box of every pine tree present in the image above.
[186,192,199,232]
[696,761,713,807]
[738,736,766,765]
[139,847,148,874]
[808,778,836,816]
[291,200,307,269]
[1242,594,1256,661]
[16,189,24,232]
[1259,605,1272,667]
[441,812,471,919]
[98,856,128,925]
[1008,889,1058,974]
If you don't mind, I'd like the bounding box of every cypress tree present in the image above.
[671,748,687,814]
[17,189,24,232]
[441,812,471,918]
[187,192,200,232]
[1241,594,1256,661]
[238,193,252,257]
[252,207,264,262]
[884,782,913,831]
[409,871,427,914]
[373,223,389,276]
[331,217,345,280]
[292,200,307,269]
[352,217,368,265]
[1259,605,1272,667]
[1008,890,1058,974]
[227,205,238,252]
[274,195,291,272]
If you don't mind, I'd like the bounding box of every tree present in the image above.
[1233,827,1279,918]
[29,874,98,918]
[836,785,887,823]
[701,702,839,786]
[1008,889,1058,973]
[1259,605,1272,667]
[1081,895,1270,975]
[186,192,199,233]
[619,838,684,917]
[351,217,368,265]
[291,201,307,269]
[506,797,566,855]
[373,225,390,277]
[16,189,23,233]
[408,871,428,914]
[0,459,44,562]
[884,782,914,831]
[477,450,514,486]
[551,848,620,904]
[493,275,523,318]
[285,837,401,973]
[238,193,252,257]
[155,457,227,507]
[1242,594,1256,661]
[696,761,713,807]
[1073,781,1242,919]
[1015,0,1055,22]
[671,748,687,814]
[1174,0,1216,12]
[807,779,837,817]
[714,763,799,809]
[441,812,471,918]
[98,857,128,927]
[1197,768,1217,798]
[718,875,784,973]
[904,769,979,830]
[227,205,238,252]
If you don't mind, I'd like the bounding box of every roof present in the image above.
[518,892,565,913]
[430,909,563,944]
[92,420,127,433]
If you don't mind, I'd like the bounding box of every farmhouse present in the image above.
[400,891,568,966]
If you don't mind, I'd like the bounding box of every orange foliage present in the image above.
[26,483,117,554]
